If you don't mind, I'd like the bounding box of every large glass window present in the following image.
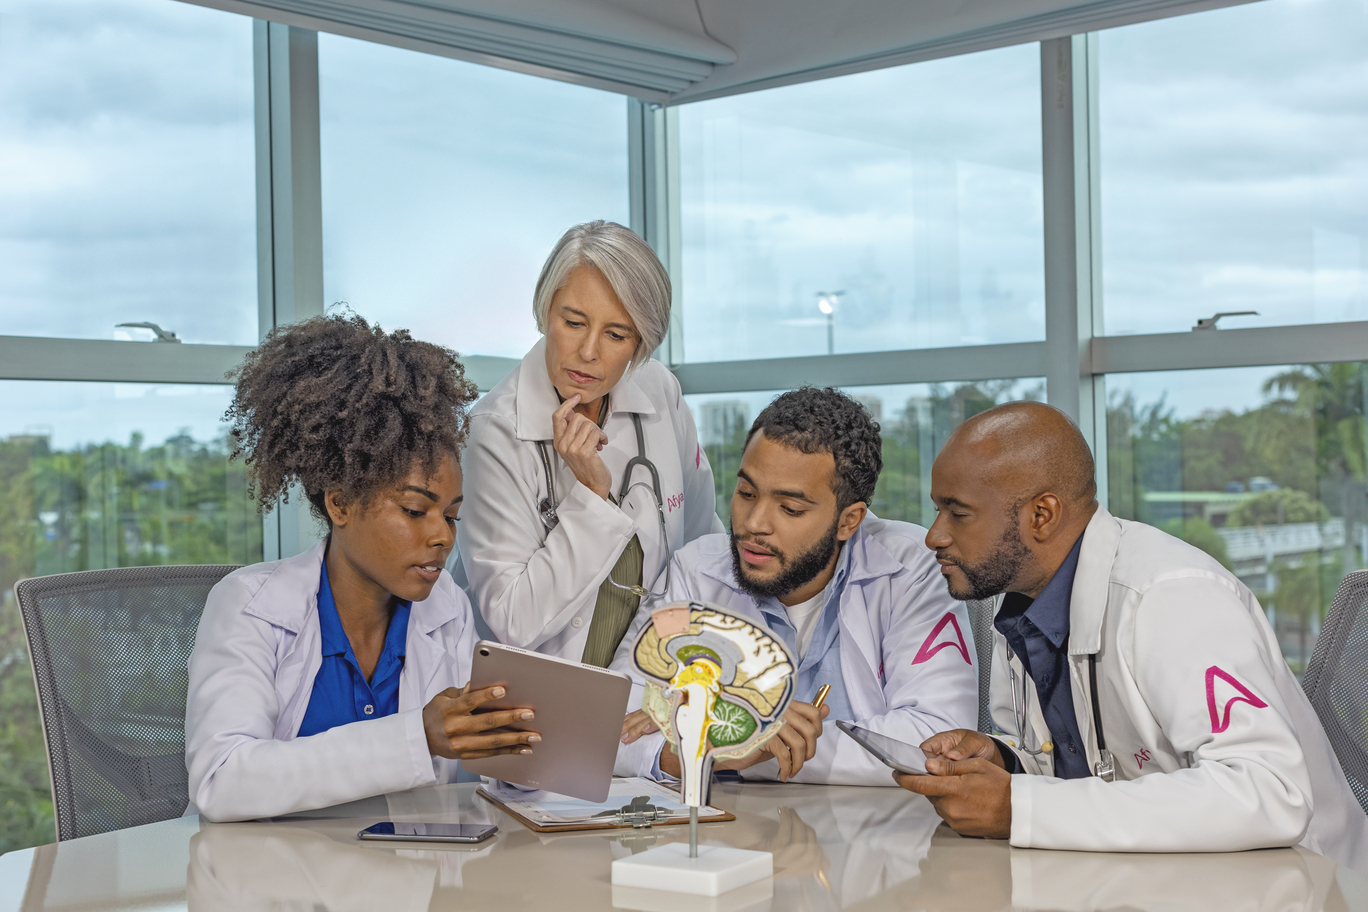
[0,381,262,852]
[0,0,257,345]
[677,45,1044,363]
[319,36,629,359]
[688,379,1043,527]
[1099,0,1368,334]
[1106,364,1368,672]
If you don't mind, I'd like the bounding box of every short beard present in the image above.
[730,518,840,603]
[940,517,1033,601]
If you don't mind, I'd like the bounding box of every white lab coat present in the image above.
[991,506,1368,871]
[185,543,475,823]
[457,337,723,661]
[612,517,980,785]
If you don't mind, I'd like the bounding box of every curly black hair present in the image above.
[224,314,479,524]
[745,387,883,511]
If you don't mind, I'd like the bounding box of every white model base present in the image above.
[612,878,773,912]
[611,843,773,897]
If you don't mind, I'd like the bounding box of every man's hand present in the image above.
[621,709,658,744]
[921,729,1007,769]
[551,394,611,500]
[895,754,1013,839]
[737,702,829,782]
[422,685,541,759]
[660,702,831,782]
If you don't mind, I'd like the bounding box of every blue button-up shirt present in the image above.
[298,563,412,738]
[754,543,855,724]
[993,535,1089,779]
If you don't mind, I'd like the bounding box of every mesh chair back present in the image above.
[966,598,996,733]
[14,565,240,841]
[1303,569,1368,815]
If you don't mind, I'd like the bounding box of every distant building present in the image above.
[853,394,883,424]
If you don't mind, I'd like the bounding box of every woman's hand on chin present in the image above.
[422,685,541,760]
[552,394,612,500]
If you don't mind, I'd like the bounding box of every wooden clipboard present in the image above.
[477,787,735,833]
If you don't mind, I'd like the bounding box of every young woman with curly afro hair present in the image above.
[185,314,540,822]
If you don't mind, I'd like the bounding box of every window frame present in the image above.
[5,10,1365,551]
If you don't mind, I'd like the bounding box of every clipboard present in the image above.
[478,784,734,833]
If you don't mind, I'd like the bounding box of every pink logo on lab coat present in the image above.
[912,613,972,666]
[696,444,701,469]
[1134,748,1153,769]
[1205,666,1268,734]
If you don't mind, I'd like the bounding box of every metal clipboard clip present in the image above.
[591,796,668,828]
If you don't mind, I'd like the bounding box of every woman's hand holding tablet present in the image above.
[422,685,541,759]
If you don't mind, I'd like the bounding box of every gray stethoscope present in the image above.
[535,411,671,599]
[1005,644,1115,782]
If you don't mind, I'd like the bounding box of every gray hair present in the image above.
[532,221,671,367]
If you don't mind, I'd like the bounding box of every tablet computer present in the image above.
[459,642,632,802]
[836,720,930,775]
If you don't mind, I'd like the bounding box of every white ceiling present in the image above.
[187,0,1256,102]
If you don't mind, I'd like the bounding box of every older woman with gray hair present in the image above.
[458,221,723,664]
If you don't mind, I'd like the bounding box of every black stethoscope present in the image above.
[536,411,671,600]
[1005,644,1115,782]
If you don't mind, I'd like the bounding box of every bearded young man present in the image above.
[613,387,978,785]
[898,400,1368,873]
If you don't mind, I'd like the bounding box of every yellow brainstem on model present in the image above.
[632,601,796,806]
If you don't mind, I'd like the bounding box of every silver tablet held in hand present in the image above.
[836,720,930,775]
[459,642,632,802]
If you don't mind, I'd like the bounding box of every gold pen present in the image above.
[812,683,831,709]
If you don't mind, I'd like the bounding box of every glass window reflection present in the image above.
[1106,364,1368,672]
[677,45,1044,363]
[319,36,629,358]
[0,0,257,344]
[0,381,263,578]
[1099,0,1368,334]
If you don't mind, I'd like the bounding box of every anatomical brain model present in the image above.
[632,601,796,807]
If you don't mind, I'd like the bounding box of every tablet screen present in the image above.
[836,721,930,775]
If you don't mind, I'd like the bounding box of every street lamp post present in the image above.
[815,291,844,356]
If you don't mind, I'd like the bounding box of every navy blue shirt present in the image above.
[297,562,412,738]
[993,535,1090,779]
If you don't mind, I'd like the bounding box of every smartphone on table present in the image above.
[835,720,930,775]
[358,822,497,844]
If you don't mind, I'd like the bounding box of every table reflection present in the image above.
[188,821,444,912]
[7,782,1363,912]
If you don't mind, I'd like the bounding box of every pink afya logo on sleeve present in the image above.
[1205,666,1268,734]
[912,613,972,666]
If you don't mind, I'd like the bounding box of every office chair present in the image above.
[1302,569,1368,814]
[14,564,240,841]
[966,598,996,733]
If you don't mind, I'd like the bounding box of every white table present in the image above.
[3,781,1366,911]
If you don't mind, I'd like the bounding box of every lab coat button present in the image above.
[571,617,584,629]
[364,704,374,715]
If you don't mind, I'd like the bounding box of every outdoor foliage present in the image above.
[0,431,261,853]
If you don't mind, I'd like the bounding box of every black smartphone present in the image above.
[357,822,498,844]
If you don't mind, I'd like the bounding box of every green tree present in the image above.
[1228,488,1329,527]
[1161,517,1232,569]
[0,428,261,852]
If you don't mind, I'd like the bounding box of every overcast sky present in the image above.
[0,0,1362,449]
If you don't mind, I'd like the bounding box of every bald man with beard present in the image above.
[896,401,1368,872]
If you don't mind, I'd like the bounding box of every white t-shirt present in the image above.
[783,590,826,659]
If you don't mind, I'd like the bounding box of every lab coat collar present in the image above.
[843,519,906,584]
[241,541,461,638]
[1066,505,1121,656]
[513,337,657,442]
